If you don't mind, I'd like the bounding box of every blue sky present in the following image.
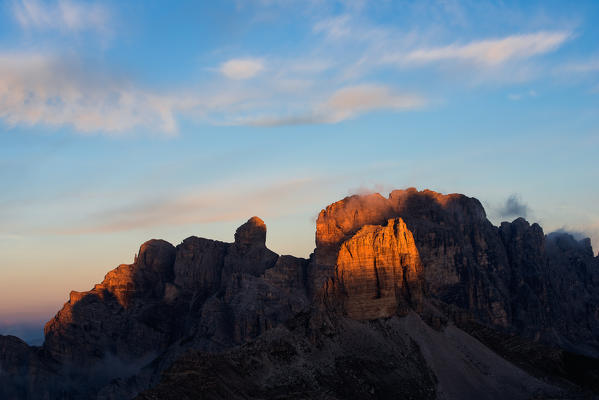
[0,0,598,329]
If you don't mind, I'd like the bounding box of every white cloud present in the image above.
[0,53,190,134]
[12,0,110,35]
[0,8,571,135]
[220,58,264,79]
[389,31,570,66]
[0,50,428,134]
[312,14,570,83]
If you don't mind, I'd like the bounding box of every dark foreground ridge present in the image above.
[1,188,599,399]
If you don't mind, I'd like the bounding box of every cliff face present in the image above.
[23,217,302,398]
[313,189,511,328]
[314,188,599,355]
[1,189,599,400]
[544,232,599,352]
[325,218,424,319]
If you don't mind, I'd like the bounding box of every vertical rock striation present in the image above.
[312,188,599,355]
[2,188,599,399]
[326,218,424,319]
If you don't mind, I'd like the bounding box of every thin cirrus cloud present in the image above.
[383,31,571,66]
[0,4,574,135]
[12,0,110,35]
[0,51,424,134]
[48,177,328,235]
[560,58,599,73]
[238,84,425,127]
[220,58,265,79]
[313,14,571,68]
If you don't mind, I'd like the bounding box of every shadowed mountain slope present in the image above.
[1,189,598,399]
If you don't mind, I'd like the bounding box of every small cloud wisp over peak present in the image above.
[498,194,529,219]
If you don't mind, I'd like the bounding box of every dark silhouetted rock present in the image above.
[2,189,599,400]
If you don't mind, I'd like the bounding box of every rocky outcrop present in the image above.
[223,216,278,278]
[314,189,511,327]
[313,188,599,356]
[43,239,179,367]
[325,218,424,319]
[0,335,60,400]
[498,218,551,339]
[2,189,599,400]
[137,313,439,400]
[137,312,583,400]
[544,232,599,353]
[173,237,229,301]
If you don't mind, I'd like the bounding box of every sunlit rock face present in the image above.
[315,193,393,267]
[35,216,300,397]
[224,216,278,278]
[313,188,599,355]
[2,189,599,400]
[313,188,511,327]
[43,239,179,366]
[326,218,424,319]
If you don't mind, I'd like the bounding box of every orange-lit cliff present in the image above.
[1,188,599,400]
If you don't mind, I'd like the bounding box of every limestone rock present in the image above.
[173,237,230,300]
[328,218,424,319]
[234,216,267,250]
[3,189,599,400]
[224,217,278,277]
[544,231,599,354]
[313,188,511,327]
[498,218,550,338]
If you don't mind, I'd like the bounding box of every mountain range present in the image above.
[1,188,598,399]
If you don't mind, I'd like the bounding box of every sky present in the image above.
[0,0,598,336]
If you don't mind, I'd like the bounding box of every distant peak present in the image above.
[234,216,267,248]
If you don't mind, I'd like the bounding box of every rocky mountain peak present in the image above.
[314,188,484,267]
[546,231,595,258]
[234,216,267,250]
[2,188,599,400]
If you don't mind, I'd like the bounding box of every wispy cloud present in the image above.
[0,3,577,135]
[48,177,329,234]
[313,15,353,39]
[0,51,426,134]
[0,52,192,134]
[548,221,599,254]
[12,0,110,35]
[389,32,570,66]
[313,13,571,80]
[507,89,537,101]
[560,58,599,73]
[497,194,529,219]
[220,58,265,79]
[234,84,424,126]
